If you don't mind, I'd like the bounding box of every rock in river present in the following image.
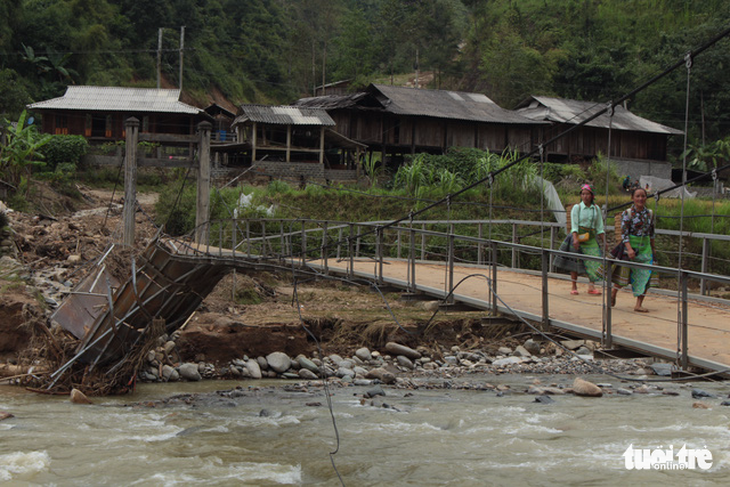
[266,352,292,373]
[179,363,202,381]
[384,342,421,360]
[70,388,93,404]
[572,377,603,397]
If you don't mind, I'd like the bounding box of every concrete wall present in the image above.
[610,158,671,181]
[252,161,358,182]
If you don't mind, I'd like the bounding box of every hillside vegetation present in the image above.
[2,0,730,147]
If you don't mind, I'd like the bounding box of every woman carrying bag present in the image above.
[610,186,656,312]
[554,184,606,295]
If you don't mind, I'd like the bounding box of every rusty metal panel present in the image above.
[71,240,231,366]
[50,266,120,340]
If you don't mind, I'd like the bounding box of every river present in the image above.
[1,374,729,486]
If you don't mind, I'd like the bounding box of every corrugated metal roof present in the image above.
[296,92,369,110]
[516,96,683,135]
[27,86,202,114]
[233,105,335,126]
[369,84,543,125]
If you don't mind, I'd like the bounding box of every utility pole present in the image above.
[157,28,163,89]
[179,26,185,90]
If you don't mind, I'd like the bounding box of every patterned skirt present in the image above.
[611,235,654,297]
[554,232,603,283]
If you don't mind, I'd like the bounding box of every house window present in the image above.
[105,115,112,138]
[55,114,68,135]
[85,114,92,137]
[142,116,149,133]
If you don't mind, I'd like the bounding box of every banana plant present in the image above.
[0,111,52,192]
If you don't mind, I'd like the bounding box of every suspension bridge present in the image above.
[49,217,730,383]
[47,24,730,385]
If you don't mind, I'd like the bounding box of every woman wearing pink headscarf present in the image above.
[554,184,606,295]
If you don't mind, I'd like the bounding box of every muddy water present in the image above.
[2,375,729,486]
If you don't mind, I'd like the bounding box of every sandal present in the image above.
[570,290,579,295]
[587,289,601,295]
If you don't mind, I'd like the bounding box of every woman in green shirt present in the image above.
[555,184,606,294]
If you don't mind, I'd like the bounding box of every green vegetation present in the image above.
[0,111,51,195]
[0,0,729,152]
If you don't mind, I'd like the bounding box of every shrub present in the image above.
[43,135,89,171]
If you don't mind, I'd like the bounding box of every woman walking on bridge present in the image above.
[555,184,606,295]
[611,187,656,312]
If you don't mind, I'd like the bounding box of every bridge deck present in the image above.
[309,258,730,374]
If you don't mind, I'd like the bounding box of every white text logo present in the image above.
[623,444,713,470]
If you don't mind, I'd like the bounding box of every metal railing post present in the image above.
[421,223,426,261]
[409,227,416,293]
[376,226,384,285]
[322,221,328,274]
[348,223,355,279]
[541,249,549,327]
[301,222,307,266]
[261,221,267,256]
[279,221,285,262]
[447,232,455,304]
[337,228,342,260]
[396,229,401,259]
[549,226,556,270]
[246,221,250,258]
[491,241,498,314]
[700,237,710,296]
[511,223,517,269]
[477,223,483,266]
[604,260,613,348]
[356,226,361,258]
[680,270,689,369]
[232,219,237,260]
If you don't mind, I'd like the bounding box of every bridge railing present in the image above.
[172,217,730,372]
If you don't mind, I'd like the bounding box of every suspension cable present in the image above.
[677,52,693,365]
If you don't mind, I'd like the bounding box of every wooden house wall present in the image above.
[37,110,196,139]
[540,124,669,161]
[447,120,476,148]
[506,126,534,152]
[477,125,507,151]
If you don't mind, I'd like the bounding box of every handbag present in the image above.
[575,204,595,244]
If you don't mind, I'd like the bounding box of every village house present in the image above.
[296,83,547,169]
[231,104,366,181]
[515,95,683,178]
[26,86,206,140]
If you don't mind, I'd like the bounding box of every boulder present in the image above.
[162,365,179,382]
[534,395,554,404]
[492,356,523,367]
[691,389,714,399]
[178,363,202,381]
[512,345,532,358]
[365,367,396,384]
[396,355,415,369]
[572,378,602,397]
[355,347,372,362]
[297,356,320,374]
[245,359,262,379]
[266,352,292,373]
[298,369,318,380]
[336,367,355,379]
[384,342,420,360]
[70,388,93,404]
[523,339,541,355]
[364,385,386,398]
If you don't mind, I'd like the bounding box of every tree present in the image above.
[0,111,52,191]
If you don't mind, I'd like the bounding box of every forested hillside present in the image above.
[2,0,730,143]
